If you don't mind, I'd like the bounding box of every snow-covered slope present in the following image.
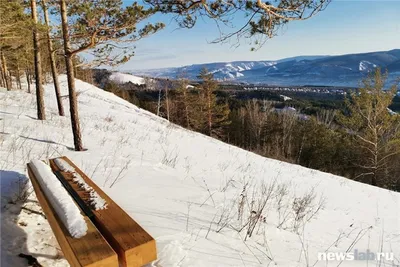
[109,72,145,85]
[1,76,399,267]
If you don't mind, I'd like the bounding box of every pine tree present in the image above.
[42,0,64,116]
[339,69,400,188]
[175,78,192,128]
[145,0,330,47]
[59,0,82,150]
[197,68,230,137]
[57,0,164,151]
[164,82,170,121]
[0,52,7,88]
[0,0,31,90]
[31,0,46,120]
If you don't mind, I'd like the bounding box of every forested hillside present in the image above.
[100,69,400,191]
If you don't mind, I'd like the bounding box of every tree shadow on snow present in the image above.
[19,135,74,150]
[0,170,61,266]
[1,170,30,266]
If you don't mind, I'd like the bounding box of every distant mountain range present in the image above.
[132,49,400,87]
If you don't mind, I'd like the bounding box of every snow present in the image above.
[88,190,107,211]
[227,72,235,79]
[1,75,400,267]
[28,160,88,238]
[109,72,145,85]
[387,108,398,115]
[54,158,75,173]
[359,60,377,72]
[54,158,107,210]
[266,65,278,73]
[280,95,292,101]
[235,72,244,78]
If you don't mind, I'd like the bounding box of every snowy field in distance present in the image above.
[109,72,145,85]
[1,76,399,267]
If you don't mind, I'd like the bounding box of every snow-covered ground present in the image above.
[109,72,145,85]
[1,76,399,267]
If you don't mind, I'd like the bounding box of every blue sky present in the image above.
[119,0,400,71]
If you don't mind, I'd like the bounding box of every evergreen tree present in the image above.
[339,69,400,188]
[31,0,46,120]
[197,68,230,137]
[174,78,194,129]
[0,0,31,90]
[145,0,330,48]
[57,0,164,151]
[42,0,64,116]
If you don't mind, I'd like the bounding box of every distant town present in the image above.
[241,85,350,95]
[217,83,400,96]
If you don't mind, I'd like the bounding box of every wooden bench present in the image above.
[27,163,118,267]
[27,157,157,267]
[48,156,157,267]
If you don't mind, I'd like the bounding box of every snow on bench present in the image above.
[27,160,118,267]
[29,160,87,238]
[54,158,107,210]
[49,156,157,267]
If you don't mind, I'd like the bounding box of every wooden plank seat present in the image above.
[48,156,157,267]
[27,162,118,267]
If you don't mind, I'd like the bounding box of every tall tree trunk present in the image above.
[0,71,4,88]
[60,0,83,151]
[42,0,64,116]
[1,51,11,90]
[31,0,46,120]
[16,63,22,90]
[207,90,212,136]
[7,70,13,89]
[372,131,378,186]
[165,85,170,121]
[183,89,190,128]
[29,69,34,84]
[0,55,5,88]
[26,70,31,93]
[157,88,162,116]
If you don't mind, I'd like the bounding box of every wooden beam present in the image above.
[49,157,157,267]
[27,163,118,267]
